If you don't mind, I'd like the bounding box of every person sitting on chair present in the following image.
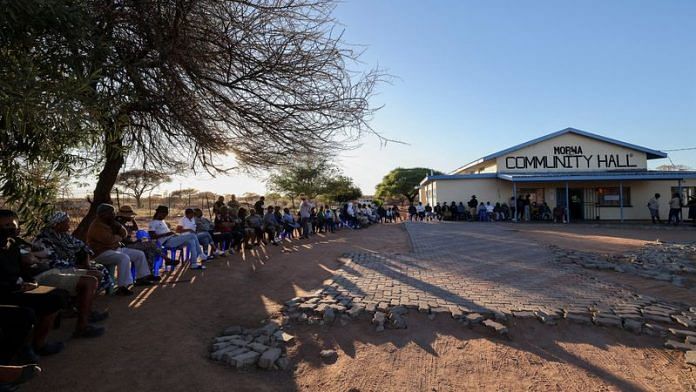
[148,205,207,270]
[35,211,113,292]
[177,208,218,258]
[115,206,167,275]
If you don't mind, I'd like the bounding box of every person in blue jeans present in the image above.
[148,206,207,270]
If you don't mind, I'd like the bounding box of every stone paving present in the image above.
[283,221,696,364]
[550,241,696,288]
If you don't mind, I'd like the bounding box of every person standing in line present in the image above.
[299,195,314,239]
[254,196,265,216]
[408,204,417,221]
[647,193,661,224]
[668,192,683,225]
[416,202,426,221]
[523,194,532,222]
[467,196,478,220]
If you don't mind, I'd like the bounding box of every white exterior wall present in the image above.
[430,179,512,205]
[496,133,648,173]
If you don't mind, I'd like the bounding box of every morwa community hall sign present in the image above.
[494,131,648,173]
[503,145,638,170]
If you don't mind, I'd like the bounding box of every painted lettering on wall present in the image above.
[504,145,638,170]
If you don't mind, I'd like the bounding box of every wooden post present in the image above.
[619,181,624,222]
[565,182,570,224]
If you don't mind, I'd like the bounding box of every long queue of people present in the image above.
[0,194,391,389]
[408,194,563,223]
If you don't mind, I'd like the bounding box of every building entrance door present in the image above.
[569,188,584,220]
[556,187,585,221]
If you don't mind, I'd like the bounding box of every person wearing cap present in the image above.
[87,204,155,295]
[148,206,207,269]
[298,195,314,239]
[116,206,166,275]
[176,208,217,258]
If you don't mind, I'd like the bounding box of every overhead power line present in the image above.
[661,147,696,152]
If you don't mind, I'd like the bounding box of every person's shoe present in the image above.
[134,278,153,286]
[88,310,109,323]
[36,341,64,356]
[215,250,225,257]
[271,240,279,246]
[190,264,206,270]
[149,275,162,282]
[73,324,105,338]
[206,255,215,261]
[114,286,134,296]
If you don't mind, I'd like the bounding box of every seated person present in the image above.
[87,204,156,295]
[148,205,207,270]
[485,202,494,220]
[194,208,231,255]
[282,208,300,237]
[477,202,488,222]
[35,211,113,292]
[500,203,510,221]
[115,206,167,272]
[540,202,553,221]
[245,209,264,246]
[0,210,68,355]
[214,206,244,251]
[262,206,281,245]
[176,208,217,258]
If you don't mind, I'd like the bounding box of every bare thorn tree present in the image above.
[63,0,390,237]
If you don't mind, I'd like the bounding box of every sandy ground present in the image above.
[26,222,696,392]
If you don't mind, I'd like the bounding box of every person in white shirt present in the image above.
[647,193,661,224]
[148,206,207,270]
[176,208,219,257]
[415,202,425,221]
[298,195,314,239]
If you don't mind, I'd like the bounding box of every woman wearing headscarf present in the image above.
[34,212,114,292]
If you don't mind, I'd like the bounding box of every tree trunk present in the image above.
[134,195,142,208]
[73,133,125,240]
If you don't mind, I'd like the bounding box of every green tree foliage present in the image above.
[267,160,340,201]
[0,1,95,233]
[322,176,362,203]
[115,170,171,208]
[375,167,443,203]
[267,160,362,205]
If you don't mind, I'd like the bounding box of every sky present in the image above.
[149,0,696,197]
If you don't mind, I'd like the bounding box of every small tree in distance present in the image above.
[323,176,362,204]
[267,159,341,207]
[116,170,172,208]
[375,168,443,204]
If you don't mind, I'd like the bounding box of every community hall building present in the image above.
[418,128,696,221]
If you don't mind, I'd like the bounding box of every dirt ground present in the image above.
[26,222,696,392]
